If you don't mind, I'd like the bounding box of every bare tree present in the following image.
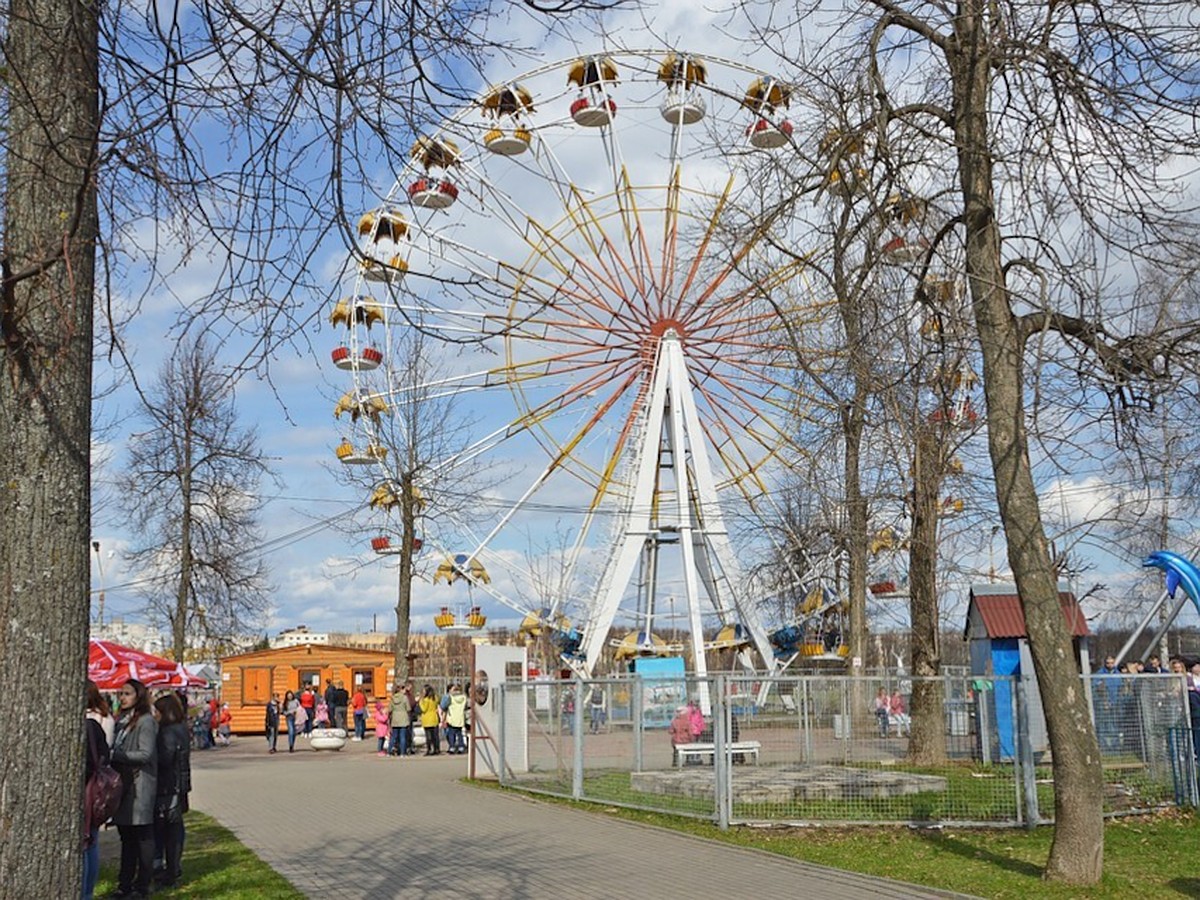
[333,325,484,686]
[118,338,272,661]
[731,0,1200,881]
[0,0,619,892]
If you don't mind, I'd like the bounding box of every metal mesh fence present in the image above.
[492,672,1197,827]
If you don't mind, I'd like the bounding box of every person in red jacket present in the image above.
[351,686,368,740]
[299,686,316,736]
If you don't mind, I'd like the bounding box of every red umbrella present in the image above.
[88,639,208,690]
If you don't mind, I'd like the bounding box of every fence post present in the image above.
[573,675,584,800]
[713,674,729,829]
[1016,678,1039,828]
[633,676,644,772]
[800,677,812,763]
[497,683,507,787]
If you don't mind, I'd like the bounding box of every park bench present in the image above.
[673,740,762,767]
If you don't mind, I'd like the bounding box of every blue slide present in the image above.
[1143,550,1200,617]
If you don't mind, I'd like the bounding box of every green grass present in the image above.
[516,761,1180,825]
[482,779,1200,899]
[96,812,303,899]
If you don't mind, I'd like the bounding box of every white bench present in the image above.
[673,740,761,767]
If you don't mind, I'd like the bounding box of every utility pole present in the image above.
[92,541,106,630]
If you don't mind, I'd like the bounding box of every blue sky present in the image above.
[87,2,1200,648]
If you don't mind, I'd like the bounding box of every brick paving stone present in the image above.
[181,735,977,899]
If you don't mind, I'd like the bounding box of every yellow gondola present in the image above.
[432,554,489,585]
[410,135,460,170]
[481,83,535,116]
[368,483,399,511]
[709,622,751,648]
[357,209,409,243]
[742,77,790,113]
[567,56,618,88]
[611,630,668,661]
[333,393,389,425]
[818,128,864,158]
[869,528,894,555]
[518,608,571,641]
[657,53,707,88]
[329,296,384,329]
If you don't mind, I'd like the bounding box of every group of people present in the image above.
[1095,653,1200,757]
[873,688,910,737]
[84,679,192,900]
[1096,653,1193,676]
[260,681,472,757]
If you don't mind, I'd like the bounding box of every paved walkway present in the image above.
[181,736,973,899]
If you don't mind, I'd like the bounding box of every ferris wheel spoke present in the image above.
[566,183,661,324]
[463,167,634,306]
[670,174,736,322]
[678,216,793,326]
[691,369,807,451]
[423,228,617,321]
[615,166,662,305]
[687,259,815,335]
[660,166,683,311]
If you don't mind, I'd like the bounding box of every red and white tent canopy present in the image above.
[88,639,209,691]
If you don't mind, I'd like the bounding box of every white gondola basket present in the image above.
[660,90,705,125]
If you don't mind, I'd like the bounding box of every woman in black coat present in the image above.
[111,679,158,898]
[152,693,192,889]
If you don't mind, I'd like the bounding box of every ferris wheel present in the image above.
[328,50,847,697]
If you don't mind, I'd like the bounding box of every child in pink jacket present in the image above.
[373,698,391,756]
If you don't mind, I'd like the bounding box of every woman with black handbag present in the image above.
[152,693,192,889]
[83,680,115,900]
[111,679,158,899]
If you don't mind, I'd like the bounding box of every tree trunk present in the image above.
[836,244,871,717]
[0,0,100,894]
[907,430,946,764]
[173,455,194,662]
[950,4,1104,880]
[393,470,416,686]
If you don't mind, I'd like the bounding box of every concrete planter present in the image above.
[310,728,348,751]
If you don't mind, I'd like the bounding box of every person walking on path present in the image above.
[444,684,468,754]
[152,693,192,890]
[373,698,391,756]
[265,693,281,753]
[588,684,607,734]
[389,687,412,757]
[418,684,443,755]
[352,686,368,741]
[282,690,300,752]
[111,679,159,899]
[299,686,315,736]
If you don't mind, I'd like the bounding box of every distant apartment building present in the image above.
[270,625,330,649]
[92,620,166,655]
